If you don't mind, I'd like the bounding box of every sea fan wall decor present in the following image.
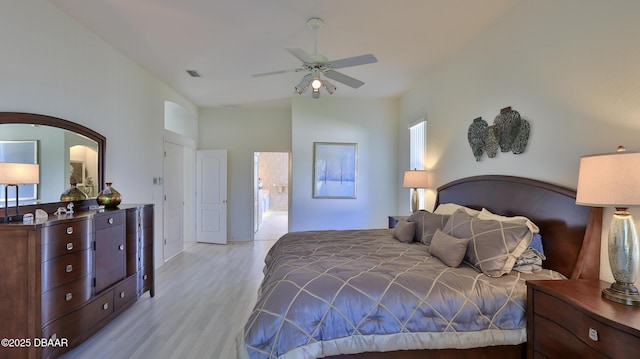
[484,125,499,158]
[493,107,522,152]
[511,119,530,154]
[467,106,530,161]
[467,117,488,161]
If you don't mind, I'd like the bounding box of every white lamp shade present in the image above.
[403,170,428,188]
[576,151,640,207]
[0,163,40,184]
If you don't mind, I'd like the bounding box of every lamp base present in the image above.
[411,188,419,213]
[603,282,640,306]
[1,214,23,223]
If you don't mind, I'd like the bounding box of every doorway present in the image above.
[163,141,184,261]
[253,152,289,240]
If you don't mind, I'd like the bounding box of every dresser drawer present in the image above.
[41,275,92,325]
[42,249,91,292]
[533,314,606,358]
[42,289,114,344]
[113,275,138,310]
[42,219,91,260]
[534,290,640,358]
[94,211,125,230]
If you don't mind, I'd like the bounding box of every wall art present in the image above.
[313,142,357,198]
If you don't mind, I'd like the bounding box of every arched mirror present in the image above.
[0,112,105,205]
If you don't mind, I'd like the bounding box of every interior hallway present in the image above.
[254,210,288,241]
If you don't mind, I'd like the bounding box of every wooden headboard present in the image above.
[436,175,602,279]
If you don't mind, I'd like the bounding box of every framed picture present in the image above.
[70,160,86,185]
[0,140,38,202]
[313,142,357,198]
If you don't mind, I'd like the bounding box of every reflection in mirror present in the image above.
[0,112,105,205]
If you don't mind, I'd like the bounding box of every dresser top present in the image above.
[1,203,152,228]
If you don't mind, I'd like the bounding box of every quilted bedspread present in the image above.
[238,229,565,359]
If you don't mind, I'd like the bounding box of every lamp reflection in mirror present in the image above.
[576,146,640,306]
[403,169,428,213]
[0,162,40,223]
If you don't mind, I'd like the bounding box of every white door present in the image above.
[164,141,184,260]
[196,149,228,244]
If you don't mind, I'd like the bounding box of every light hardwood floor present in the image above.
[254,210,288,241]
[60,240,276,359]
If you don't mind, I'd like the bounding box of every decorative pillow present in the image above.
[429,229,471,267]
[407,210,450,245]
[477,208,540,234]
[434,203,481,217]
[528,233,545,257]
[393,220,416,243]
[513,233,546,273]
[512,247,544,273]
[443,209,533,277]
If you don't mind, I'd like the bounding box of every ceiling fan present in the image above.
[252,17,378,98]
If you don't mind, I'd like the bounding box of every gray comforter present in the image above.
[238,229,564,359]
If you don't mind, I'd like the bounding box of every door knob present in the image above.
[221,199,228,204]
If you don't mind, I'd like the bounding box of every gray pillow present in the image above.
[393,220,416,243]
[443,209,533,277]
[407,211,450,245]
[429,229,471,267]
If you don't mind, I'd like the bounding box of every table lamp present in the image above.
[576,146,640,306]
[0,162,40,223]
[403,169,428,213]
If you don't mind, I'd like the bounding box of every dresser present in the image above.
[527,279,640,359]
[0,204,154,359]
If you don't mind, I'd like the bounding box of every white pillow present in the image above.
[433,203,481,217]
[477,208,539,233]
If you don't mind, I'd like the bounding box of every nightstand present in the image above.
[527,279,640,358]
[388,216,408,229]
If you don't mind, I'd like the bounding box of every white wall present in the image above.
[199,107,292,241]
[398,0,640,285]
[0,1,198,269]
[291,97,399,231]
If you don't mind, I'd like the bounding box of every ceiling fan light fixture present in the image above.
[295,74,312,94]
[323,79,337,94]
[312,88,320,98]
[311,78,323,90]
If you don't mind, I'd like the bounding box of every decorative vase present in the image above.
[60,183,88,202]
[467,117,488,161]
[493,106,522,153]
[96,182,122,208]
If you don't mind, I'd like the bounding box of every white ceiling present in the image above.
[49,0,518,108]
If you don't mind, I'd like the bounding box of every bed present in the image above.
[237,175,603,359]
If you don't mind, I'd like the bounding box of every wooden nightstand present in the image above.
[527,279,640,358]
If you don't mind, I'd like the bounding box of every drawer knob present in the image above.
[589,327,599,341]
[65,264,73,273]
[103,303,109,310]
[108,218,114,224]
[143,274,148,280]
[118,244,124,251]
[65,292,73,302]
[66,227,73,235]
[66,242,74,251]
[120,291,125,298]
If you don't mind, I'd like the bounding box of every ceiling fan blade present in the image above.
[285,48,315,64]
[252,68,302,77]
[327,54,377,69]
[324,70,365,89]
